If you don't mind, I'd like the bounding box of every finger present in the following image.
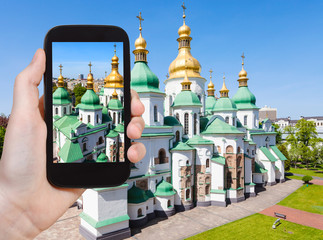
[127,142,146,163]
[131,89,145,117]
[11,49,46,118]
[38,95,45,120]
[127,116,144,139]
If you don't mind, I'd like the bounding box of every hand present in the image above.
[0,49,146,239]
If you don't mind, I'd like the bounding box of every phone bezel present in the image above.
[44,25,131,188]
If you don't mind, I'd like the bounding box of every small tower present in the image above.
[77,62,103,126]
[53,64,72,118]
[131,12,165,126]
[103,44,124,107]
[108,89,123,125]
[205,69,216,115]
[172,65,202,138]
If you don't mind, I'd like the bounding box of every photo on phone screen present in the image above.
[52,42,125,163]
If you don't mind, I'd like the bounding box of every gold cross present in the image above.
[223,72,225,80]
[182,1,186,15]
[114,43,117,55]
[59,64,63,75]
[136,12,144,32]
[88,61,92,73]
[105,71,107,77]
[241,52,245,65]
[209,69,213,80]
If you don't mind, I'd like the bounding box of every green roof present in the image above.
[76,89,103,110]
[205,95,216,114]
[108,98,123,110]
[145,190,155,198]
[262,118,270,123]
[99,87,104,96]
[53,87,72,105]
[164,116,182,126]
[232,86,258,110]
[200,116,212,132]
[114,123,124,133]
[270,145,287,161]
[80,212,129,228]
[128,184,149,204]
[131,61,163,94]
[202,117,244,135]
[54,114,83,136]
[172,90,202,108]
[97,153,108,162]
[154,180,176,196]
[171,141,195,151]
[236,119,243,128]
[211,154,225,165]
[102,106,113,123]
[213,97,237,112]
[106,129,119,138]
[260,147,277,162]
[58,139,84,163]
[186,135,213,145]
[254,162,268,173]
[250,131,277,135]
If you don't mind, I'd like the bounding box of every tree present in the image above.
[0,126,5,159]
[278,144,290,171]
[73,83,86,106]
[272,123,282,145]
[0,113,9,128]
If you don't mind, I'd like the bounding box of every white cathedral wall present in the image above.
[195,145,213,172]
[213,111,237,127]
[155,195,174,211]
[77,130,106,159]
[78,109,103,126]
[103,88,124,106]
[138,92,165,126]
[173,106,200,138]
[251,134,276,148]
[211,162,224,191]
[236,109,259,129]
[53,103,71,118]
[244,158,253,184]
[202,135,243,155]
[128,202,147,220]
[164,77,206,116]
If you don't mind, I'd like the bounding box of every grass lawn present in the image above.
[287,167,323,178]
[278,184,323,214]
[186,213,323,240]
[285,175,303,180]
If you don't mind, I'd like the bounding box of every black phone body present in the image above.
[44,25,131,188]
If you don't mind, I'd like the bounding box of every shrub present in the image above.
[302,175,313,183]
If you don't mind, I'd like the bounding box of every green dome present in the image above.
[213,97,237,112]
[108,98,123,110]
[102,106,112,123]
[76,90,102,110]
[97,153,108,162]
[114,122,124,132]
[99,87,104,96]
[232,86,258,109]
[128,184,149,204]
[53,87,71,105]
[154,179,176,197]
[131,62,163,94]
[205,96,216,114]
[172,91,202,108]
[164,116,182,126]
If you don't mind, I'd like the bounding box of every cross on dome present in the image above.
[137,12,144,32]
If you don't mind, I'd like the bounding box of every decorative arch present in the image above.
[184,113,189,135]
[167,200,171,207]
[226,145,233,153]
[186,188,190,199]
[55,108,58,115]
[98,136,104,145]
[205,176,210,184]
[237,171,241,188]
[176,131,180,142]
[113,112,116,124]
[237,146,241,153]
[226,171,233,189]
[158,148,167,164]
[154,105,158,122]
[205,185,210,195]
[206,159,210,168]
[194,113,197,135]
[175,113,180,121]
[225,116,229,124]
[63,107,66,115]
[244,115,248,126]
[237,156,242,167]
[137,208,143,217]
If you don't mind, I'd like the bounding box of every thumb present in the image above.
[11,49,45,119]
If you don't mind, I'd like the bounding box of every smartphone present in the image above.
[44,25,131,188]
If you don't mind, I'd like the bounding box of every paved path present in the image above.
[129,180,302,240]
[311,179,323,186]
[259,205,323,230]
[290,172,323,180]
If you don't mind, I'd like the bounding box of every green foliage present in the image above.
[73,83,86,106]
[272,123,282,145]
[278,144,290,170]
[0,126,6,159]
[302,175,313,183]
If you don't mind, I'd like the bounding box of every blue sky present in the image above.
[0,0,323,118]
[53,42,123,79]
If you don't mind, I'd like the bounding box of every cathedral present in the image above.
[52,6,287,240]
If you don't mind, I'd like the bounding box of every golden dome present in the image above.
[220,74,229,98]
[112,89,118,99]
[207,69,215,96]
[104,47,123,88]
[180,66,192,91]
[57,64,64,88]
[133,12,149,62]
[239,67,247,78]
[178,23,191,38]
[86,62,94,90]
[238,53,249,87]
[208,81,214,89]
[135,32,147,50]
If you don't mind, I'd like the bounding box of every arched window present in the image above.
[158,149,166,164]
[175,113,180,121]
[167,200,171,207]
[186,189,190,199]
[137,208,142,217]
[227,171,232,189]
[87,115,91,123]
[237,147,241,153]
[206,159,210,168]
[113,112,116,124]
[205,185,210,195]
[121,96,124,105]
[55,108,58,115]
[98,136,104,145]
[186,160,189,165]
[217,146,221,154]
[83,143,87,152]
[237,171,241,188]
[169,95,173,105]
[198,95,201,101]
[237,156,242,167]
[226,145,233,153]
[63,107,66,115]
[118,112,121,123]
[225,117,229,124]
[205,176,210,184]
[176,131,180,142]
[194,113,197,135]
[232,117,235,126]
[154,105,158,122]
[96,114,99,124]
[244,115,248,126]
[184,113,189,135]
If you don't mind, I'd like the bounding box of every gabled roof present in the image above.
[202,117,244,135]
[155,180,176,197]
[97,153,108,162]
[254,162,268,173]
[211,154,225,165]
[186,135,213,145]
[270,145,287,160]
[58,139,83,163]
[106,129,119,138]
[170,141,195,151]
[260,147,277,162]
[54,114,83,136]
[114,123,124,133]
[164,116,182,126]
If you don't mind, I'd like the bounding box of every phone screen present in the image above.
[52,42,125,163]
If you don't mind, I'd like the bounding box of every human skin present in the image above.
[0,49,146,239]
